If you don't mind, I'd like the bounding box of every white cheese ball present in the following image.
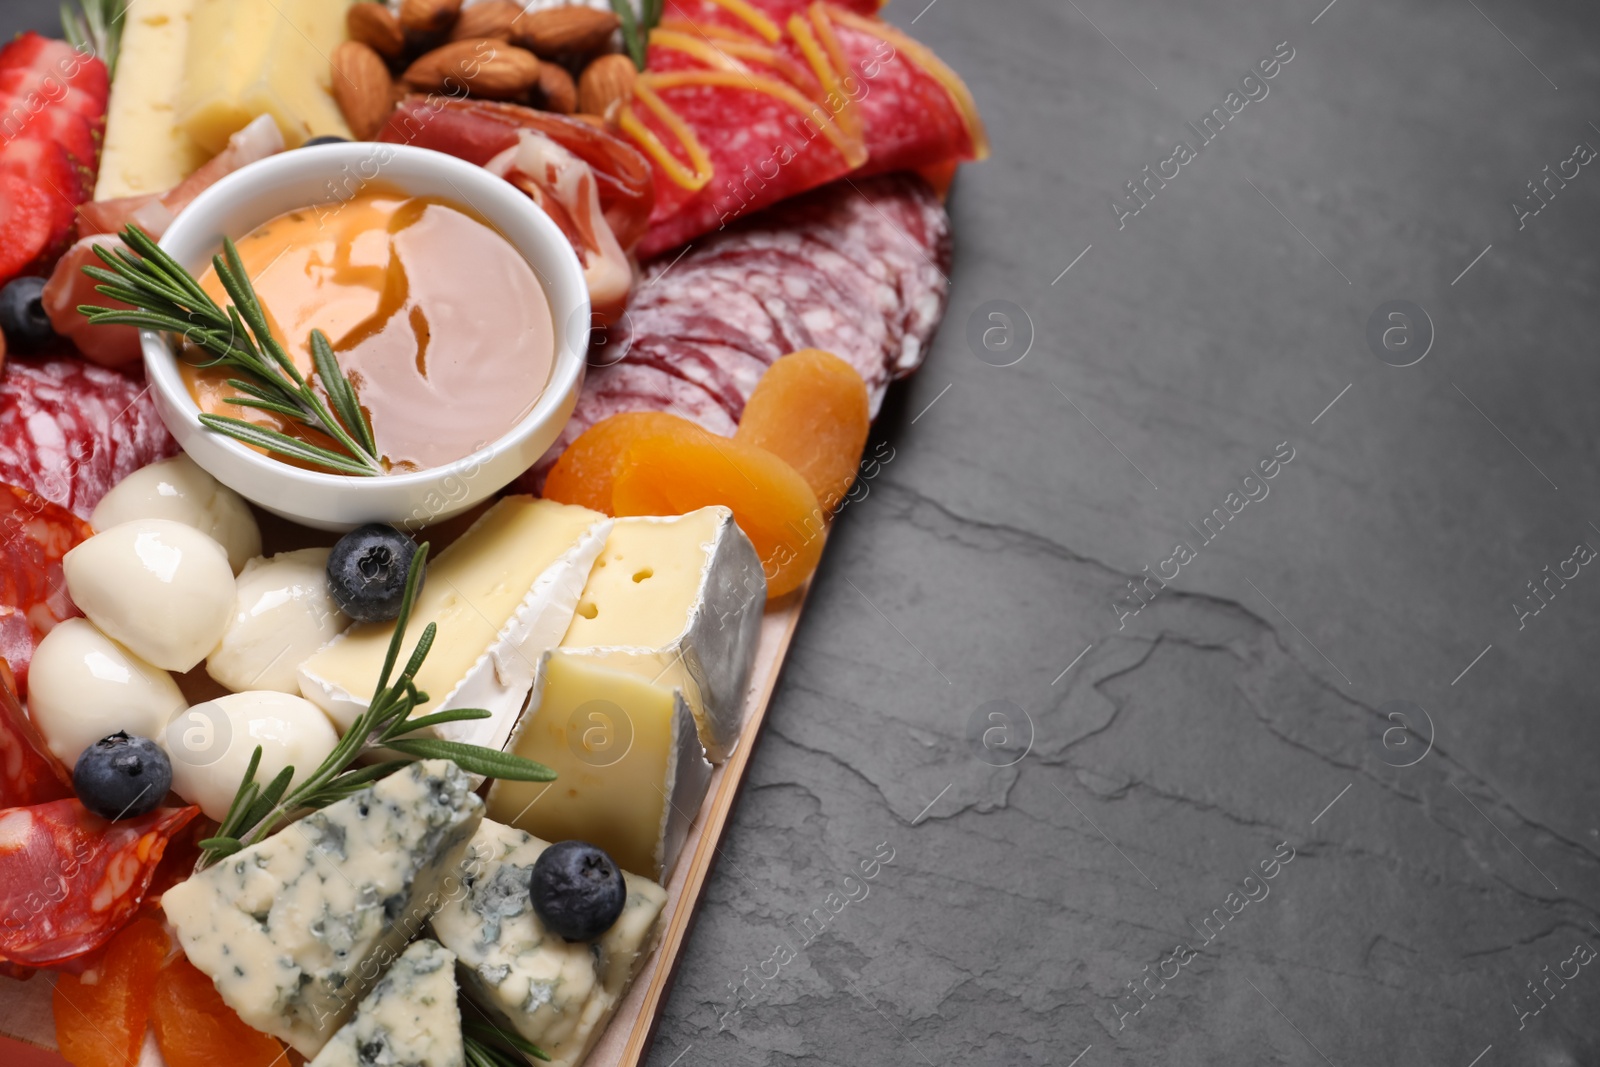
[207,548,351,695]
[165,691,339,822]
[28,618,187,767]
[64,519,237,673]
[90,454,262,574]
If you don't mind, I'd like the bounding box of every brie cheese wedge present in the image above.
[487,650,713,881]
[299,498,609,753]
[559,506,765,762]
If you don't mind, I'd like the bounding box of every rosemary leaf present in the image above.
[610,0,644,69]
[383,739,557,783]
[373,547,430,698]
[389,708,492,737]
[311,329,377,456]
[197,414,380,475]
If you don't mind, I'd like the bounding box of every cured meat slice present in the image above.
[0,484,92,699]
[640,1,985,251]
[0,800,199,969]
[0,359,178,519]
[0,660,71,808]
[622,69,866,258]
[808,4,987,176]
[520,173,948,490]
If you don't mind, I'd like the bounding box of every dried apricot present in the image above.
[544,412,709,514]
[151,955,285,1067]
[612,432,825,598]
[54,917,169,1067]
[735,349,870,512]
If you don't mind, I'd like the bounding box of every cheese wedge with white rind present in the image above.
[178,0,354,153]
[430,820,666,1067]
[94,0,210,199]
[559,507,765,762]
[298,498,609,754]
[163,760,484,1057]
[308,939,463,1067]
[487,650,713,880]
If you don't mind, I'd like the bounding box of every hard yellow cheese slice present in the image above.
[487,651,714,881]
[179,0,354,153]
[95,0,210,198]
[559,506,765,763]
[298,498,609,754]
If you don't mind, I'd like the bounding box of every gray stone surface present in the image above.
[8,0,1598,1064]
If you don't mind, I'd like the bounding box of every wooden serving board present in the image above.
[0,592,809,1067]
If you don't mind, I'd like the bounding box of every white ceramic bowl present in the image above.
[144,142,589,531]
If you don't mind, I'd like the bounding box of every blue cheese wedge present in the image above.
[309,939,463,1067]
[486,651,713,880]
[300,498,610,754]
[430,820,667,1067]
[559,507,765,762]
[162,760,485,1057]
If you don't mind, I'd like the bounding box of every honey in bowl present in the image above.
[182,190,556,473]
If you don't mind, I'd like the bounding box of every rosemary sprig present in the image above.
[78,225,385,476]
[197,544,558,869]
[464,1018,551,1065]
[611,0,662,70]
[61,0,126,77]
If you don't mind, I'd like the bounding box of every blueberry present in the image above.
[529,841,627,941]
[301,135,350,147]
[0,276,56,354]
[73,733,171,821]
[327,524,418,622]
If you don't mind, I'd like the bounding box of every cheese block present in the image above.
[178,0,354,153]
[162,760,484,1057]
[487,650,713,880]
[559,506,765,762]
[94,0,210,201]
[300,498,609,753]
[431,820,666,1067]
[309,939,463,1067]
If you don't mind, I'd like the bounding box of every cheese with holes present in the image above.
[308,939,463,1067]
[430,820,666,1067]
[559,507,764,762]
[162,760,484,1057]
[94,0,210,199]
[487,650,712,880]
[178,0,354,153]
[299,498,609,753]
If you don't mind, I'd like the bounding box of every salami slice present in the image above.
[0,483,92,697]
[0,359,178,520]
[0,800,198,969]
[0,661,70,810]
[520,173,949,490]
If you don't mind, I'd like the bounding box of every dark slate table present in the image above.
[10,2,1599,1065]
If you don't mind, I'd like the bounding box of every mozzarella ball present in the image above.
[90,454,262,574]
[165,691,339,822]
[28,618,187,767]
[207,548,351,694]
[64,519,236,672]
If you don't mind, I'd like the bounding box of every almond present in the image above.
[399,0,462,35]
[347,3,406,63]
[512,6,621,59]
[448,0,522,42]
[331,40,394,141]
[536,62,577,115]
[576,53,636,119]
[405,38,541,100]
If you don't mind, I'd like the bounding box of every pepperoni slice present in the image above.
[0,482,93,698]
[0,801,199,969]
[0,660,71,809]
